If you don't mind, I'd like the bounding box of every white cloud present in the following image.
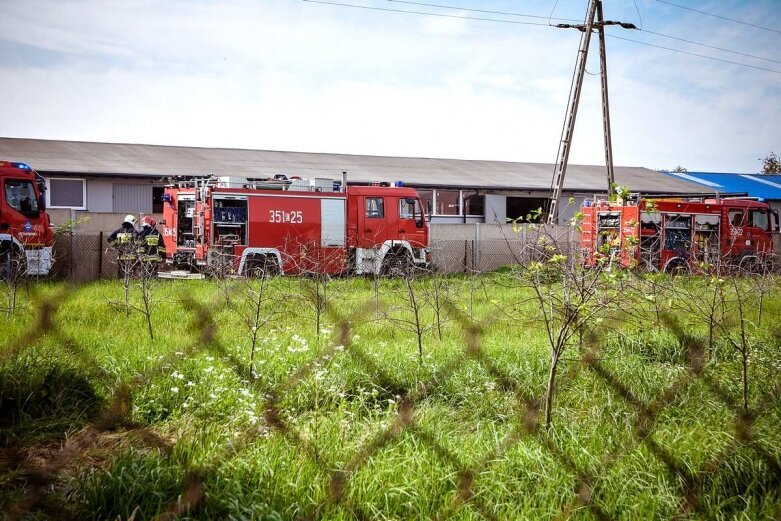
[0,0,778,173]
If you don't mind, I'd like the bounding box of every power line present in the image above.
[387,0,581,23]
[301,0,781,75]
[633,0,643,30]
[655,0,781,36]
[548,0,561,26]
[301,0,552,26]
[641,29,781,65]
[607,34,781,75]
[385,0,779,65]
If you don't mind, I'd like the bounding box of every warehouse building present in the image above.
[0,138,704,232]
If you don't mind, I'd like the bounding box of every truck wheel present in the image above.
[0,247,26,281]
[245,255,279,278]
[664,259,689,276]
[382,251,413,277]
[738,256,762,275]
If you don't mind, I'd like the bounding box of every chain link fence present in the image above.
[2,273,780,519]
[50,226,577,281]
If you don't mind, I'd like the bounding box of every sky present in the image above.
[0,0,779,173]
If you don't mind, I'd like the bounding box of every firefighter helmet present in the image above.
[124,214,137,225]
[142,216,156,228]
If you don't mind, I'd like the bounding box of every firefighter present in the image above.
[108,214,139,277]
[138,216,166,275]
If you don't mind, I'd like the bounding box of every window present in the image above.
[5,179,39,216]
[435,190,460,216]
[47,178,86,209]
[728,209,743,227]
[399,198,421,219]
[366,197,384,218]
[748,209,768,230]
[152,186,165,214]
[417,190,433,217]
[463,191,484,216]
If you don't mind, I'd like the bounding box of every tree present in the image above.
[235,273,282,380]
[0,244,27,315]
[517,226,625,428]
[386,267,434,367]
[672,165,688,173]
[761,152,781,175]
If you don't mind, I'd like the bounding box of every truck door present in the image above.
[358,196,389,248]
[745,207,771,254]
[725,207,745,258]
[397,196,426,248]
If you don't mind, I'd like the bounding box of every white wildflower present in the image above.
[170,387,179,394]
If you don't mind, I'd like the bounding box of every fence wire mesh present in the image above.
[48,228,581,282]
[2,265,780,520]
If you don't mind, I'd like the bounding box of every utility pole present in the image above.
[546,0,636,225]
[596,0,615,193]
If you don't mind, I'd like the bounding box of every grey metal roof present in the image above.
[0,137,704,193]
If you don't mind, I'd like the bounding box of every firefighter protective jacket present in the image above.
[138,227,166,261]
[107,222,139,262]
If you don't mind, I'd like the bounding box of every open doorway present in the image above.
[506,197,547,222]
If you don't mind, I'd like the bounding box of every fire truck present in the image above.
[161,174,430,275]
[580,194,779,273]
[0,161,54,278]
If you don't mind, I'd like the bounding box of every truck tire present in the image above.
[738,256,762,275]
[0,244,26,281]
[382,250,413,277]
[245,254,279,278]
[664,259,689,275]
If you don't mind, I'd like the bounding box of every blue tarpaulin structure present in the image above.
[661,172,781,201]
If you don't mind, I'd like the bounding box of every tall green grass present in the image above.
[0,274,779,520]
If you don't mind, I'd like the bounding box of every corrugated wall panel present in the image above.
[113,184,152,214]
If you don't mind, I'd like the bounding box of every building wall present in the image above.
[47,209,164,234]
[86,179,113,212]
[44,173,606,229]
[484,194,506,224]
[113,183,153,213]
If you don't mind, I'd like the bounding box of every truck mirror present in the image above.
[38,195,46,211]
[416,218,424,229]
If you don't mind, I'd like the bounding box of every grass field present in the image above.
[1,272,780,520]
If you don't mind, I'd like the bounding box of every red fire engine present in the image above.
[0,161,54,277]
[161,174,430,275]
[580,194,779,273]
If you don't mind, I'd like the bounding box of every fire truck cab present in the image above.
[161,175,430,276]
[581,194,778,273]
[0,161,54,278]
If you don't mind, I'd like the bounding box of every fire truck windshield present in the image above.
[748,209,769,230]
[4,179,39,217]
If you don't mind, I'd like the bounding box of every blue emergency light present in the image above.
[11,162,30,170]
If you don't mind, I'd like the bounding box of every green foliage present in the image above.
[761,151,781,175]
[72,450,186,520]
[0,353,102,440]
[0,276,779,519]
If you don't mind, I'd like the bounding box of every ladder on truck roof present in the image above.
[166,172,347,193]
